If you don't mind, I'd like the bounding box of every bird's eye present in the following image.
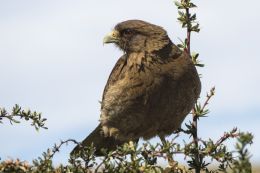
[123,29,133,36]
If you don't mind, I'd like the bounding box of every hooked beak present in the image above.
[103,30,120,44]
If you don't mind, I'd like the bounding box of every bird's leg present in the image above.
[159,135,178,168]
[159,135,167,145]
[127,138,139,150]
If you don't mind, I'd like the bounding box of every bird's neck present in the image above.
[152,41,182,59]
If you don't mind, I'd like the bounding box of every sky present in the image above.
[0,0,259,166]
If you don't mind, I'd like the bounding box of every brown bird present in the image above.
[71,20,201,156]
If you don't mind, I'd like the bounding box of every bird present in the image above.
[71,20,201,156]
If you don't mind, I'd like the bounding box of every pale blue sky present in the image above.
[0,0,259,165]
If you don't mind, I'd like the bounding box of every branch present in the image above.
[49,139,80,159]
[201,87,215,111]
[175,1,202,172]
[215,128,239,147]
[185,5,191,55]
[0,104,47,130]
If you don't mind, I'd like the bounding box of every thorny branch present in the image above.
[0,104,47,130]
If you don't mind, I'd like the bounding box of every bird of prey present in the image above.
[71,20,201,156]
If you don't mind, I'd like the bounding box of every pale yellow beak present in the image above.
[103,30,120,44]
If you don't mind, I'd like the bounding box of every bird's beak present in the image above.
[103,30,120,44]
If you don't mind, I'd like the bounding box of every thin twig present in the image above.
[49,139,80,158]
[185,7,191,55]
[215,128,239,147]
[201,87,215,111]
[183,0,200,170]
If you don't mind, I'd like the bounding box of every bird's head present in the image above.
[103,20,171,53]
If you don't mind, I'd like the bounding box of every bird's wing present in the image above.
[101,55,127,110]
[99,48,200,140]
[99,52,169,139]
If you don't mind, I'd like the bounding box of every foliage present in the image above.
[0,0,253,173]
[231,132,253,173]
[0,104,47,131]
[0,131,254,173]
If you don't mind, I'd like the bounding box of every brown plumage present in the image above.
[71,20,201,156]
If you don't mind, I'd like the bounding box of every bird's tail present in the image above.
[71,124,127,156]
